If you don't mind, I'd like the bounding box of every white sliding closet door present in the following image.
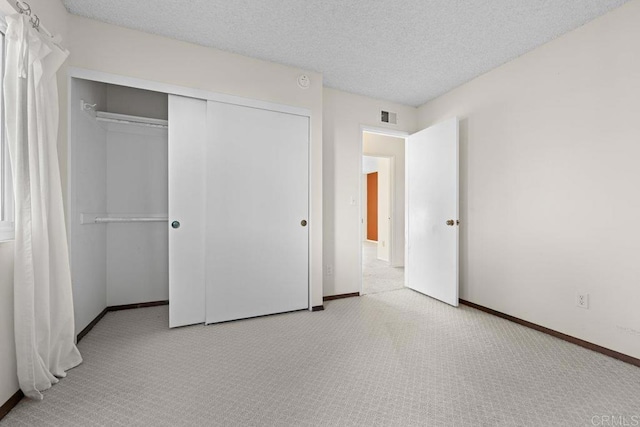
[168,95,208,327]
[205,101,309,324]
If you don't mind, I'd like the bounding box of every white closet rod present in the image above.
[95,116,168,129]
[94,217,168,224]
[80,102,169,129]
[96,111,168,128]
[80,214,168,224]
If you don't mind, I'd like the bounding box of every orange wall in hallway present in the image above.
[367,172,378,241]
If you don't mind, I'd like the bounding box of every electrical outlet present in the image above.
[325,265,333,276]
[576,293,589,309]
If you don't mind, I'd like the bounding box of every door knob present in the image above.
[301,219,307,227]
[446,219,455,226]
[171,221,180,229]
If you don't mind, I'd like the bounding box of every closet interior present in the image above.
[69,78,169,333]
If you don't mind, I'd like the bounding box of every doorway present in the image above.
[358,120,459,305]
[360,130,406,295]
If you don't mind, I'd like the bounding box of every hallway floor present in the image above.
[362,241,404,295]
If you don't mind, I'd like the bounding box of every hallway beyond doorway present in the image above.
[362,241,404,295]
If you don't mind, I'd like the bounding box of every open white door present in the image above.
[405,117,459,306]
[205,101,309,324]
[168,95,207,327]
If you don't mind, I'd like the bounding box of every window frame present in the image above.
[0,26,14,242]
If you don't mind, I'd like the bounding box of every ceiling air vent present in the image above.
[380,110,397,125]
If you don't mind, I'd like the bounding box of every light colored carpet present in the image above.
[2,290,640,426]
[362,241,404,295]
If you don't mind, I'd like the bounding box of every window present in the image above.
[0,29,14,242]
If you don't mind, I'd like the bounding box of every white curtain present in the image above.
[3,14,82,400]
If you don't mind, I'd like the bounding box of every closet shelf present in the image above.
[95,111,168,129]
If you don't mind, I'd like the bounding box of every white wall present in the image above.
[323,88,417,296]
[104,74,170,309]
[376,158,391,262]
[363,133,406,267]
[106,124,168,306]
[69,79,109,333]
[106,85,168,120]
[362,156,379,174]
[418,0,640,359]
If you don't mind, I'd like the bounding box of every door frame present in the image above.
[67,68,317,321]
[359,126,409,295]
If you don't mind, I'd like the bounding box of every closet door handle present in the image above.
[171,221,181,229]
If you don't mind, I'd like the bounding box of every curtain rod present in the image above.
[15,1,56,41]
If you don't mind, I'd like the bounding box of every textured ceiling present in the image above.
[62,0,629,107]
